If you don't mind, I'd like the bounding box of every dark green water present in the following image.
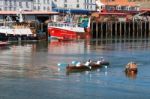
[0,39,150,99]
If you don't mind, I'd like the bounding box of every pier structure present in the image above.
[91,21,150,40]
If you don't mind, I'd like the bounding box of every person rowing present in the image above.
[96,57,104,65]
[126,61,137,70]
[84,59,92,66]
[76,61,81,67]
[125,61,138,73]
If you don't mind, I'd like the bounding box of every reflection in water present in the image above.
[125,71,137,79]
[90,39,150,51]
[0,39,150,99]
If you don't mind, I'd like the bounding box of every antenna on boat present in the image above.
[16,9,24,23]
[5,16,13,26]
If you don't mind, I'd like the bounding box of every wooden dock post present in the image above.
[133,21,135,40]
[91,22,93,39]
[144,21,146,38]
[120,22,122,39]
[136,22,139,39]
[96,22,98,39]
[115,22,117,39]
[141,21,143,39]
[106,22,108,40]
[111,21,113,40]
[124,22,126,40]
[101,22,103,39]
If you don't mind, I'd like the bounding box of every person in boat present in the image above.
[125,61,137,70]
[76,61,81,67]
[96,57,104,65]
[84,59,92,66]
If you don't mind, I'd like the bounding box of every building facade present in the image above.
[0,0,97,12]
[0,0,33,11]
[100,0,150,9]
[33,0,52,11]
[52,0,96,11]
[0,0,52,11]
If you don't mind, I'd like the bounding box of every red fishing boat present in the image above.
[48,17,90,41]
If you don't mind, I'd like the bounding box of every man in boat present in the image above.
[96,57,104,65]
[125,61,137,70]
[76,61,81,67]
[84,59,92,66]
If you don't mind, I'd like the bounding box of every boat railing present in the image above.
[48,22,78,28]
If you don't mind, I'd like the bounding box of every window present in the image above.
[19,2,22,8]
[76,4,79,8]
[38,6,40,10]
[14,0,16,6]
[26,2,29,8]
[43,6,46,10]
[64,0,67,3]
[64,4,67,8]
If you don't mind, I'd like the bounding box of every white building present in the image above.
[0,0,33,11]
[33,0,52,11]
[0,0,96,11]
[0,0,52,11]
[52,0,96,11]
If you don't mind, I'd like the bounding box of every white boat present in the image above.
[0,10,36,41]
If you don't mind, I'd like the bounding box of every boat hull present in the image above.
[48,27,85,40]
[125,68,137,73]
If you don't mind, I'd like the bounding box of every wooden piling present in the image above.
[110,22,112,39]
[90,21,150,40]
[91,22,94,39]
[140,21,143,38]
[144,21,146,38]
[133,22,135,39]
[120,22,122,39]
[115,22,117,39]
[124,22,126,40]
[96,22,98,39]
[101,22,103,39]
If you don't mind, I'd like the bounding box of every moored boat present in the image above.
[48,16,90,41]
[0,41,9,46]
[0,10,37,42]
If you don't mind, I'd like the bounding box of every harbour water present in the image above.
[0,39,150,99]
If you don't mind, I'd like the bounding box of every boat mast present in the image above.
[16,9,24,23]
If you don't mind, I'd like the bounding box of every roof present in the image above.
[0,11,58,15]
[104,2,136,6]
[52,8,91,14]
[99,12,127,16]
[140,8,150,12]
